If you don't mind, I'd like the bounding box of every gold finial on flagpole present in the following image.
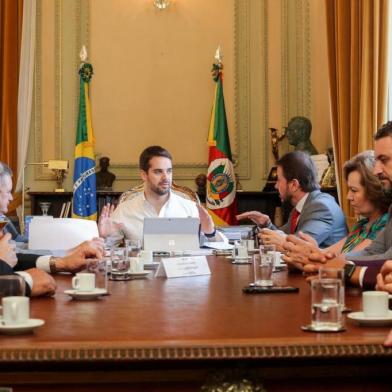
[80,45,87,62]
[214,45,223,64]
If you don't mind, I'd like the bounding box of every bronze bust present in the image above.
[96,157,116,190]
[286,116,318,155]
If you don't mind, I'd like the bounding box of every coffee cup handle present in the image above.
[72,277,79,290]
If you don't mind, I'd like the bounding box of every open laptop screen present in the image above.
[143,217,200,251]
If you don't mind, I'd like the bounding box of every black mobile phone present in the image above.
[242,286,299,294]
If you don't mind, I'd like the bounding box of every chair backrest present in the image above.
[118,182,200,205]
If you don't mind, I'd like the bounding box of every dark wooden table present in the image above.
[0,257,391,391]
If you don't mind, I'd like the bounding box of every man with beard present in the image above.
[99,145,225,245]
[237,151,347,250]
[283,122,392,290]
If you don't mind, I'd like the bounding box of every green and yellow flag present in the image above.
[72,61,97,220]
[206,49,237,225]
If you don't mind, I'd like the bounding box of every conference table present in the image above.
[0,256,391,392]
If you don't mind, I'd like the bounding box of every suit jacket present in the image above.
[0,254,39,296]
[0,259,33,296]
[271,190,347,247]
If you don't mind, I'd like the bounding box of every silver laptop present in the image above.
[143,217,200,251]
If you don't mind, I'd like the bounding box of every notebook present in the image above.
[143,217,200,252]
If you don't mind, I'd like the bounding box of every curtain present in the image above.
[0,0,23,178]
[325,0,389,218]
[15,0,36,193]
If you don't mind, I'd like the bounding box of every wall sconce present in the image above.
[153,0,170,10]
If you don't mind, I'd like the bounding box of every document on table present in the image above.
[29,218,99,251]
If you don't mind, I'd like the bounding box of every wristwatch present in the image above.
[344,263,356,283]
[204,229,217,238]
[49,256,59,274]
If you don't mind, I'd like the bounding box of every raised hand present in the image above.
[98,203,123,238]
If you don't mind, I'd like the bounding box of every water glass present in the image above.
[110,246,130,279]
[319,267,345,311]
[232,240,248,259]
[125,239,142,258]
[252,253,274,287]
[311,279,343,331]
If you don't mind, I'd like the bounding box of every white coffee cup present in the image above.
[139,250,153,264]
[72,273,95,292]
[0,296,30,325]
[129,257,143,273]
[362,291,389,318]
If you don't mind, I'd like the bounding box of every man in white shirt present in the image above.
[237,151,347,250]
[99,145,225,245]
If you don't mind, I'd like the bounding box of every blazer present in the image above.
[270,190,347,248]
[0,254,39,296]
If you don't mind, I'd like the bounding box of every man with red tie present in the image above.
[237,151,347,250]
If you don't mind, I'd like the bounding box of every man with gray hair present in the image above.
[0,161,103,296]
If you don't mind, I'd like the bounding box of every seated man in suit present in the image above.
[98,145,226,245]
[283,121,392,290]
[237,151,347,250]
[0,161,104,296]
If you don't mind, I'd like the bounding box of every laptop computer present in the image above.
[143,217,200,252]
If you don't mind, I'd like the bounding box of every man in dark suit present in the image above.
[0,161,103,296]
[237,151,347,249]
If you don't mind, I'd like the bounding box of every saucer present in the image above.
[231,257,252,264]
[128,270,151,278]
[64,288,107,300]
[347,310,392,327]
[0,318,44,335]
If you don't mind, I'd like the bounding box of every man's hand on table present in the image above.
[376,260,392,293]
[26,268,56,297]
[258,228,285,252]
[54,242,104,273]
[282,234,335,271]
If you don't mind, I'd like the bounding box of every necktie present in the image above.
[290,209,300,234]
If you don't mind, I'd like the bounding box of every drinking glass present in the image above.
[319,267,345,311]
[252,253,274,287]
[311,278,343,331]
[125,239,142,258]
[0,276,26,298]
[110,246,130,280]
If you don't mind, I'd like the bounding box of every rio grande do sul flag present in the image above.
[72,59,97,220]
[206,54,237,226]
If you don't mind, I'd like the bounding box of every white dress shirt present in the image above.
[107,191,225,246]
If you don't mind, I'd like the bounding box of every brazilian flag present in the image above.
[72,63,97,220]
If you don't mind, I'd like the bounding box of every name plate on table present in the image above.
[155,256,211,278]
